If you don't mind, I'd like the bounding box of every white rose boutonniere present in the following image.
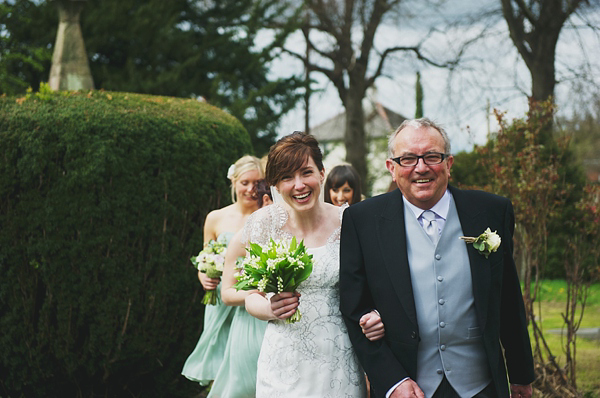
[460,228,501,258]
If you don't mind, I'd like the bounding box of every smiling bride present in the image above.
[224,132,382,397]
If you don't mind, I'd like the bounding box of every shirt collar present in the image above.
[402,189,451,220]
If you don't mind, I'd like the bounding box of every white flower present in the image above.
[227,164,236,179]
[258,277,268,292]
[483,228,501,252]
[266,258,278,271]
[460,227,502,258]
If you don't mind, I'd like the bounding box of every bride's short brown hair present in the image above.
[266,131,324,186]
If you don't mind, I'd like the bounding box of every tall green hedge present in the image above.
[0,90,252,397]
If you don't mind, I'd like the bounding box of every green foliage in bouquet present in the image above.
[234,237,313,323]
[0,90,251,397]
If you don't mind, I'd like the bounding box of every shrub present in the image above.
[0,90,252,397]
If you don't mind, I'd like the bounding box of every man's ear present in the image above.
[445,155,454,177]
[385,159,396,181]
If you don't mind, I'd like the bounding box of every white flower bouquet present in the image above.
[460,227,501,258]
[233,236,313,323]
[191,238,228,305]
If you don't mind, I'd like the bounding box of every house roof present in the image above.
[310,100,406,143]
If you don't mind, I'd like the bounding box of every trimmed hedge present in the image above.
[0,90,252,397]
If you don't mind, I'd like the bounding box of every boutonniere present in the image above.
[460,228,501,258]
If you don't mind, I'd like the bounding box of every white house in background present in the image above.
[311,94,406,196]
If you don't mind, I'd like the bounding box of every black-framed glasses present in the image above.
[391,152,450,167]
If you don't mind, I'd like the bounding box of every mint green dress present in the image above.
[207,306,267,397]
[181,232,235,385]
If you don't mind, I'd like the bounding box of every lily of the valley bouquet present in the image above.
[191,237,228,305]
[460,228,501,258]
[233,237,313,324]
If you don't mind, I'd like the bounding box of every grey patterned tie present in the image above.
[422,210,439,245]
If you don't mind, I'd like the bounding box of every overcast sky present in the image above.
[268,0,600,153]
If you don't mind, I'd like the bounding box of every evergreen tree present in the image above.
[415,71,423,119]
[0,1,55,95]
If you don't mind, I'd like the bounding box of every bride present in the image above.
[232,132,383,397]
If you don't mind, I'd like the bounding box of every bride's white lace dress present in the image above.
[242,203,366,398]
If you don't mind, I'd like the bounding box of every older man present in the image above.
[340,118,534,398]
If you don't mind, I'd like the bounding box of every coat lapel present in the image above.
[450,186,491,331]
[377,189,418,328]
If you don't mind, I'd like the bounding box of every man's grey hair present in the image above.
[387,118,451,158]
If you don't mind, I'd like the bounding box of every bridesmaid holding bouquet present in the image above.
[181,155,263,387]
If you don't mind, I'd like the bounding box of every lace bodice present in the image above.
[241,203,344,247]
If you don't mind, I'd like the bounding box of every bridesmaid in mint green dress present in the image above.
[207,180,272,397]
[182,155,263,386]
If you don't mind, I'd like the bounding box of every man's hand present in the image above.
[510,384,532,398]
[390,378,425,398]
[359,310,385,341]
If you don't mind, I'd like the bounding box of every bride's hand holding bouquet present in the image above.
[234,236,313,324]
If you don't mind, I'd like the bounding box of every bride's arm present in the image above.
[221,231,256,306]
[245,291,300,321]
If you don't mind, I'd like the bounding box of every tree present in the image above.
[278,0,451,194]
[558,91,600,171]
[0,1,54,95]
[415,71,423,118]
[562,183,600,391]
[0,0,302,155]
[500,0,592,103]
[467,102,596,396]
[83,0,303,155]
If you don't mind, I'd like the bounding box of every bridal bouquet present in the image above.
[233,236,313,323]
[191,238,228,305]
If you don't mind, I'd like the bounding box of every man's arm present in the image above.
[339,208,410,395]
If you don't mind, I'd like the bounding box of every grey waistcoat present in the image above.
[405,197,491,397]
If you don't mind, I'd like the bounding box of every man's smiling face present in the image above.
[386,125,453,210]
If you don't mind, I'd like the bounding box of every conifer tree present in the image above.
[415,71,423,119]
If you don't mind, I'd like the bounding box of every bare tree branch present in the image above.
[513,0,537,25]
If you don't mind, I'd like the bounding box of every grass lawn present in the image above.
[530,280,600,397]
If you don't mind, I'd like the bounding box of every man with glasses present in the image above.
[340,118,534,398]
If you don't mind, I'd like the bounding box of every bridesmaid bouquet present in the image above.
[233,236,313,323]
[191,238,228,305]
